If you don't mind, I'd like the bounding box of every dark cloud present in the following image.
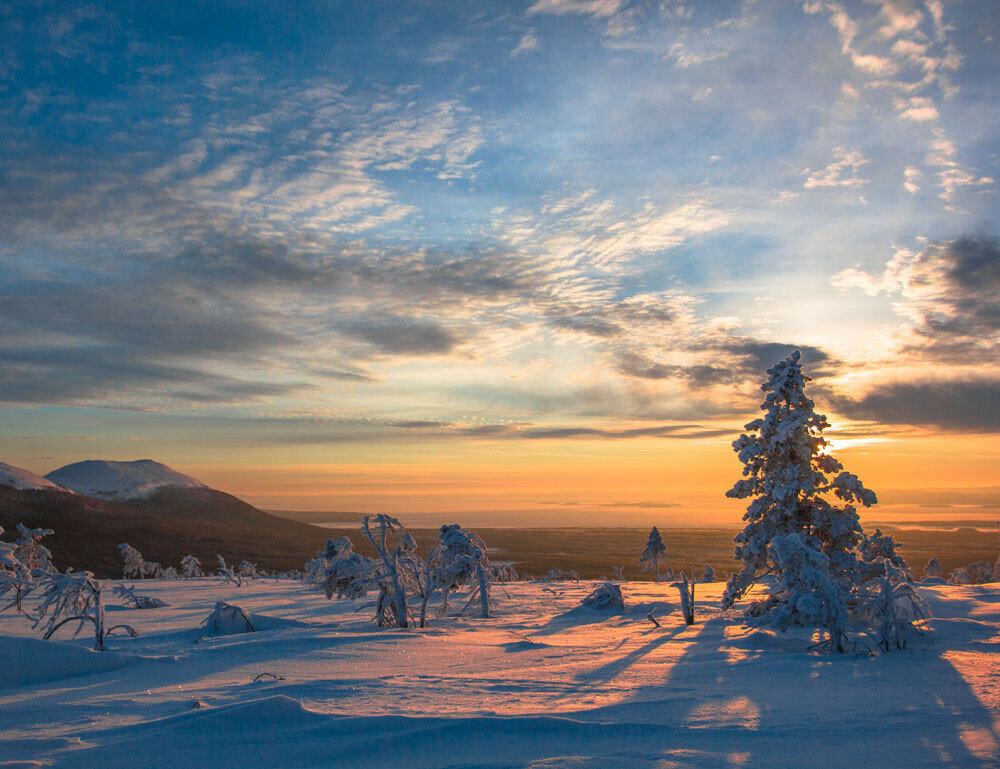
[0,346,308,405]
[616,340,835,389]
[549,315,623,338]
[900,235,1000,360]
[827,378,1000,432]
[347,320,462,356]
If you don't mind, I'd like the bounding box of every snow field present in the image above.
[0,579,998,768]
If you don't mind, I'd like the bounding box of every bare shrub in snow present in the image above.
[701,564,716,583]
[857,559,931,651]
[722,351,881,651]
[923,557,943,580]
[113,583,167,609]
[639,527,667,581]
[180,555,203,578]
[581,582,624,611]
[673,571,695,625]
[612,565,625,581]
[118,543,147,580]
[33,572,137,651]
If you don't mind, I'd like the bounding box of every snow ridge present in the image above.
[0,461,70,492]
[44,459,207,501]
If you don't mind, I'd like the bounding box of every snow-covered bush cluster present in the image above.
[308,515,499,629]
[544,569,580,581]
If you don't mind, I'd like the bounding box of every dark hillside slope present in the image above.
[0,485,331,578]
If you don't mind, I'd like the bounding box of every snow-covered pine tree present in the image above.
[639,527,667,581]
[923,557,943,579]
[701,564,716,583]
[722,351,878,650]
[34,572,137,651]
[180,555,203,578]
[118,543,147,580]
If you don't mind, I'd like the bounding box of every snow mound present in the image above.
[0,637,129,689]
[44,459,207,500]
[0,461,69,492]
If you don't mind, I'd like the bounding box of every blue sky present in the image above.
[1,0,998,516]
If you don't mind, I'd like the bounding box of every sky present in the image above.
[1,0,998,526]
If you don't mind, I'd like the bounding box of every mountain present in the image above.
[0,460,334,578]
[45,459,206,501]
[0,461,71,493]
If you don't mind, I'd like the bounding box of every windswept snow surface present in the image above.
[1,580,998,768]
[44,459,207,500]
[0,461,69,493]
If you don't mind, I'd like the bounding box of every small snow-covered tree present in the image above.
[489,563,519,583]
[612,565,625,582]
[33,572,137,651]
[160,566,178,580]
[857,559,931,652]
[673,571,695,625]
[763,533,850,651]
[722,351,878,650]
[923,557,943,579]
[950,561,994,584]
[437,524,492,620]
[859,528,909,582]
[323,537,375,600]
[0,527,32,616]
[145,561,164,579]
[180,555,203,579]
[13,525,56,573]
[361,515,421,628]
[217,555,242,587]
[118,543,146,580]
[639,527,667,581]
[238,561,259,580]
[545,568,580,581]
[701,564,716,583]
